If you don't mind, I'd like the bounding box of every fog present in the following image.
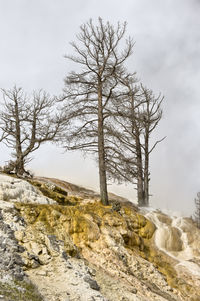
[0,0,200,215]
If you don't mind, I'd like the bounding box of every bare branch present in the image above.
[0,87,64,176]
[61,18,134,205]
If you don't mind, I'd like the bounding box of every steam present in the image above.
[0,0,199,215]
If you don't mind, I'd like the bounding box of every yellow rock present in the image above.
[13,182,200,300]
[139,219,156,239]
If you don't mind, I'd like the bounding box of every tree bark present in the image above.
[137,160,144,206]
[143,133,149,206]
[131,95,145,207]
[136,139,144,206]
[15,156,25,176]
[14,97,24,176]
[98,80,109,205]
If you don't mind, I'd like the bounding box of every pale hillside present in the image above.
[0,174,200,301]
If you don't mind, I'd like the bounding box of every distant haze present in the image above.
[0,0,200,215]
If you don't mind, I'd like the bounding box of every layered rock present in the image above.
[0,174,200,300]
[0,199,43,300]
[145,209,200,300]
[0,174,55,205]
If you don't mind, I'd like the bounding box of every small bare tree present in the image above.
[139,85,165,206]
[0,86,63,176]
[193,192,200,229]
[107,77,165,206]
[61,18,133,205]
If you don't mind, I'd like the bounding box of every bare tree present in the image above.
[193,192,200,229]
[61,18,133,205]
[107,77,165,206]
[140,86,165,205]
[0,86,63,176]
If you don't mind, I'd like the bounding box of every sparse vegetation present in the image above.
[0,279,43,301]
[28,179,82,205]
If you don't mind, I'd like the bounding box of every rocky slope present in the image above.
[0,173,200,300]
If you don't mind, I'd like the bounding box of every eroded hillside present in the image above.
[0,174,200,301]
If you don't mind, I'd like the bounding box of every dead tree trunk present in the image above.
[15,98,27,176]
[0,87,63,176]
[136,149,144,206]
[193,192,200,229]
[98,80,108,205]
[143,135,149,206]
[61,18,133,205]
[107,81,164,207]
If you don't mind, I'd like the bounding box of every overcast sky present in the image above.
[0,0,200,215]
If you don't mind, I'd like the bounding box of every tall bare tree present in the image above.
[61,18,133,205]
[140,85,165,205]
[193,192,200,229]
[0,86,64,176]
[107,77,164,206]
